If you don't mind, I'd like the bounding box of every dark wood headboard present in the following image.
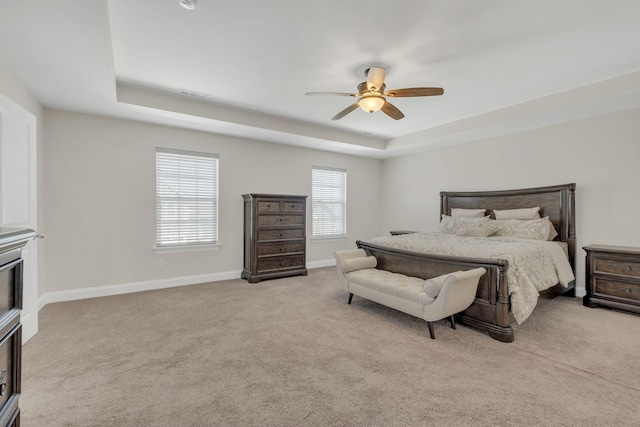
[440,183,576,271]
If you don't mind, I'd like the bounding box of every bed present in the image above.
[356,183,577,343]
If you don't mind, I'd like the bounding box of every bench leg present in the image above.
[348,293,353,305]
[427,322,435,339]
[450,315,456,330]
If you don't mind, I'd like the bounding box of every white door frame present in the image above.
[0,92,38,342]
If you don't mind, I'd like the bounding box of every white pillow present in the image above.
[548,222,559,240]
[451,208,486,218]
[439,215,490,234]
[494,207,540,220]
[423,271,462,298]
[455,222,498,237]
[492,217,553,240]
[340,256,377,273]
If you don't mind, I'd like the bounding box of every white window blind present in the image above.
[312,166,347,238]
[156,148,219,247]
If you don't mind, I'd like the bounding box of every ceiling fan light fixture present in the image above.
[179,0,198,10]
[306,65,443,120]
[358,95,385,113]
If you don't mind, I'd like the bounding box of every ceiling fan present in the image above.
[305,66,444,120]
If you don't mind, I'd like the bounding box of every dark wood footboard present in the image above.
[356,240,515,342]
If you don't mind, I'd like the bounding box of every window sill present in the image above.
[154,243,221,254]
[311,236,348,242]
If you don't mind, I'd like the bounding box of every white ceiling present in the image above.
[1,0,640,158]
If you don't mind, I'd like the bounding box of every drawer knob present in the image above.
[267,204,270,207]
[0,370,6,396]
[279,233,283,237]
[626,288,632,293]
[279,218,283,222]
[627,266,632,271]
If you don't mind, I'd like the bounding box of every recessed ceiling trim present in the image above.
[116,83,387,151]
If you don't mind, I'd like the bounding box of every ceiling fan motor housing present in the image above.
[364,66,387,91]
[357,81,385,95]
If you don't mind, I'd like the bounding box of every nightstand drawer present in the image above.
[258,242,305,256]
[257,201,281,212]
[593,277,640,303]
[257,255,305,272]
[0,319,20,421]
[258,229,304,241]
[594,258,640,279]
[282,201,304,212]
[258,215,303,226]
[0,259,21,321]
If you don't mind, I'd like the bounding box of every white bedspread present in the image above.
[367,232,575,324]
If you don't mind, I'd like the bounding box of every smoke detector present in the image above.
[179,0,197,10]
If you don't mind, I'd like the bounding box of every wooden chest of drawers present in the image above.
[0,228,34,427]
[242,194,308,283]
[583,245,640,315]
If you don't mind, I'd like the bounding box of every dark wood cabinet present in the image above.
[242,194,308,283]
[389,230,416,236]
[0,228,35,427]
[583,245,640,315]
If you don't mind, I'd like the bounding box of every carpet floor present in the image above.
[22,267,640,426]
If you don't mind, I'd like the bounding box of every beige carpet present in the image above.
[22,267,640,426]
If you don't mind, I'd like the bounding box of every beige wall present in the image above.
[43,109,382,293]
[0,57,46,298]
[0,58,43,118]
[381,107,640,293]
[7,48,640,300]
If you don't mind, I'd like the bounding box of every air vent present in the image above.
[177,88,209,100]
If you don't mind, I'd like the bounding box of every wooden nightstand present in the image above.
[389,230,416,236]
[583,245,640,315]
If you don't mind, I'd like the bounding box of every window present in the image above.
[156,148,219,249]
[312,166,347,238]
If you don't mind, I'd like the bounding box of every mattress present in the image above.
[367,232,575,323]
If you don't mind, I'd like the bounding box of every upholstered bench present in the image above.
[334,249,486,339]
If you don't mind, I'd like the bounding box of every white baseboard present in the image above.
[307,259,336,269]
[37,260,337,309]
[21,311,38,344]
[38,269,243,308]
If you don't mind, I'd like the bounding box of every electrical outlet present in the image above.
[157,259,165,269]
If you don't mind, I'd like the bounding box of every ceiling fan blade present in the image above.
[385,87,444,97]
[381,101,405,120]
[305,92,357,97]
[331,103,359,120]
[366,66,386,91]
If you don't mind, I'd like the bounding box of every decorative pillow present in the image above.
[439,215,490,234]
[451,208,486,218]
[494,207,540,220]
[455,221,498,237]
[341,256,377,273]
[492,217,552,240]
[423,271,462,298]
